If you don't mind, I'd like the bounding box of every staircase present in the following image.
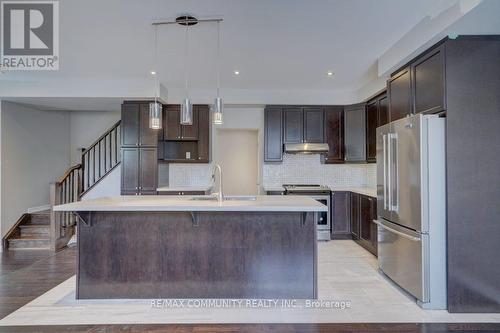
[2,121,121,251]
[7,211,51,250]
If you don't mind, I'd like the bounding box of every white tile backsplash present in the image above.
[263,154,376,188]
[168,163,213,187]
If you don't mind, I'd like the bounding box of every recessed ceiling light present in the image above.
[150,70,157,76]
[327,71,334,76]
[234,70,240,75]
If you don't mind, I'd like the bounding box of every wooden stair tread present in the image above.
[20,224,49,229]
[10,235,49,240]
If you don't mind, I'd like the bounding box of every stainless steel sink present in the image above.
[189,195,257,201]
[224,195,257,201]
[189,196,218,201]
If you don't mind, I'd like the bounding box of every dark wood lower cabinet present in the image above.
[331,191,351,239]
[77,211,317,299]
[332,191,377,256]
[350,193,360,240]
[158,191,206,195]
[120,148,157,195]
[357,194,377,256]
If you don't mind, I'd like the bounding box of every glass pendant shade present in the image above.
[149,102,162,129]
[212,97,223,125]
[180,98,193,125]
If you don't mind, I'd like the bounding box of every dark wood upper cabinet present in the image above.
[158,104,210,163]
[283,107,304,143]
[163,105,199,141]
[378,95,389,126]
[121,148,139,193]
[264,107,283,162]
[139,148,157,192]
[331,191,351,239]
[163,105,181,140]
[365,92,388,163]
[388,68,412,122]
[303,107,324,143]
[196,105,210,162]
[413,46,445,114]
[181,108,199,140]
[121,102,158,147]
[344,103,366,162]
[139,104,158,147]
[121,104,140,147]
[324,106,344,164]
[365,101,378,163]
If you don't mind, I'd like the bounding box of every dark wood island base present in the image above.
[76,211,317,299]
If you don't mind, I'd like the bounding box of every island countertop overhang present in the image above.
[53,195,328,212]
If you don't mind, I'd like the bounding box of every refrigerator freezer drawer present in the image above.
[375,219,429,302]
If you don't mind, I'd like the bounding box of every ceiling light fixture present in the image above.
[327,71,334,76]
[151,16,224,127]
[180,16,193,125]
[234,70,240,75]
[212,20,223,125]
[149,25,162,129]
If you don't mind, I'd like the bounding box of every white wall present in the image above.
[80,166,121,200]
[0,102,71,237]
[69,110,120,164]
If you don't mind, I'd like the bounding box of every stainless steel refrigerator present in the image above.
[375,113,447,309]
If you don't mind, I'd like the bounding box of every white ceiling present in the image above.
[1,0,499,110]
[3,0,448,90]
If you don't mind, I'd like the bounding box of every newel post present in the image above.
[49,183,58,252]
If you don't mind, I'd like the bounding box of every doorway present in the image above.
[214,129,259,196]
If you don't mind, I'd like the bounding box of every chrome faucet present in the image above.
[212,164,224,203]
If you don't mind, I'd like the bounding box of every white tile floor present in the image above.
[1,240,500,325]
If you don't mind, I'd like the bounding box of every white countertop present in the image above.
[263,185,377,198]
[263,185,285,192]
[53,195,327,212]
[157,185,212,192]
[331,187,377,198]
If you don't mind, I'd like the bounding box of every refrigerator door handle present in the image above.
[383,134,388,210]
[391,133,398,212]
[387,133,392,211]
[373,220,421,242]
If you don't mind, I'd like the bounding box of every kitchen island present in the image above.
[54,195,326,299]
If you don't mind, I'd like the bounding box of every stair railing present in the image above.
[49,164,82,251]
[49,120,121,251]
[81,120,121,196]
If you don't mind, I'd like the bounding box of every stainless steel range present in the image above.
[283,184,331,241]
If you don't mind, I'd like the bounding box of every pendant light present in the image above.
[180,19,193,125]
[149,25,162,129]
[212,21,223,125]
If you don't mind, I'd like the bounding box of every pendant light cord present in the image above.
[184,20,189,99]
[216,21,220,97]
[154,25,158,104]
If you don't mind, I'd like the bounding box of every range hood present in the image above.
[284,143,329,154]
